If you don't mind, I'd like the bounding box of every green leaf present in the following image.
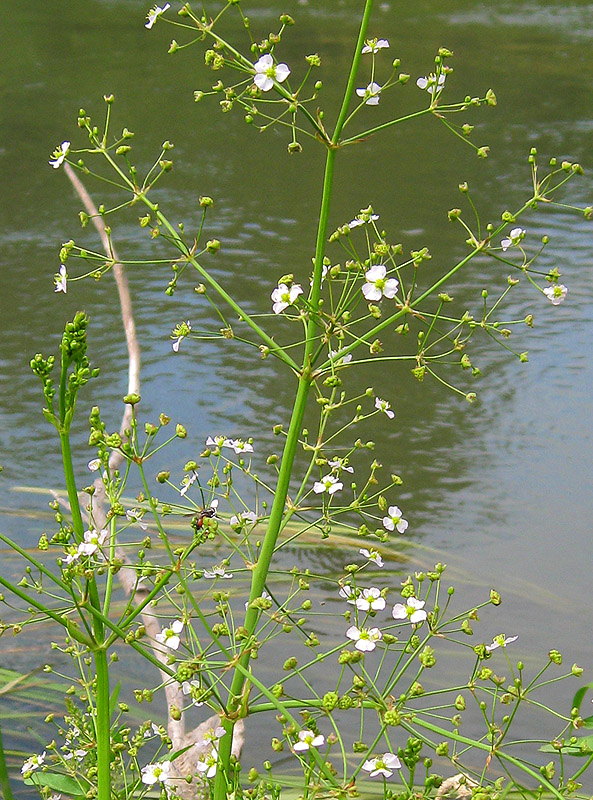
[540,734,593,756]
[25,772,88,796]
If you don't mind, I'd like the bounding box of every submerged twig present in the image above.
[60,165,244,790]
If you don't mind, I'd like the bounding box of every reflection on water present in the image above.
[1,0,592,789]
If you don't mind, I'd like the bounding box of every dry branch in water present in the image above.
[60,165,244,794]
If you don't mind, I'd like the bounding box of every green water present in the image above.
[1,0,592,791]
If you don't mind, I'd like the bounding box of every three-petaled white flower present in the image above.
[362,752,401,778]
[392,597,427,624]
[416,73,446,96]
[382,505,408,534]
[172,320,191,352]
[501,227,526,251]
[22,752,45,774]
[180,472,198,497]
[198,726,225,747]
[79,528,108,556]
[54,265,68,293]
[253,54,291,92]
[346,625,382,651]
[271,283,303,314]
[182,679,203,706]
[231,510,258,528]
[141,760,172,785]
[360,547,384,567]
[363,265,398,301]
[362,38,390,54]
[145,4,170,29]
[329,350,353,366]
[293,729,325,752]
[126,509,148,530]
[313,474,343,494]
[543,284,568,305]
[225,438,254,454]
[355,587,386,612]
[205,435,226,449]
[375,397,395,419]
[356,81,382,105]
[328,457,354,473]
[349,209,379,228]
[485,634,518,653]
[87,458,101,472]
[203,565,233,579]
[339,585,360,605]
[196,750,218,778]
[155,619,184,650]
[49,141,70,169]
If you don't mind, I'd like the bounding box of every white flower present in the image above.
[362,752,401,778]
[63,750,86,762]
[155,619,184,650]
[63,549,81,565]
[382,505,408,534]
[199,726,225,746]
[206,435,227,449]
[313,474,343,494]
[349,209,379,228]
[231,510,258,527]
[271,283,303,314]
[328,457,354,473]
[485,634,519,653]
[416,73,446,96]
[182,681,204,707]
[339,584,358,605]
[49,141,70,169]
[253,54,291,92]
[179,472,198,497]
[143,722,162,738]
[375,397,395,419]
[362,38,390,54]
[78,528,108,556]
[172,320,191,352]
[22,752,45,774]
[87,458,101,472]
[359,548,384,567]
[392,597,427,624]
[145,3,170,29]
[362,265,399,301]
[309,263,329,287]
[196,750,218,778]
[356,81,382,105]
[346,625,382,652]
[141,761,172,785]
[501,227,526,251]
[543,284,568,305]
[126,509,147,530]
[54,265,68,293]
[293,729,325,752]
[356,587,386,612]
[245,590,271,609]
[225,438,254,454]
[203,565,233,579]
[328,350,353,366]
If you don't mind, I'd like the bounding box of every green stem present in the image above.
[212,5,376,797]
[94,648,111,800]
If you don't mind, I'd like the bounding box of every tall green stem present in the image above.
[94,649,112,800]
[212,4,375,797]
[58,361,110,800]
